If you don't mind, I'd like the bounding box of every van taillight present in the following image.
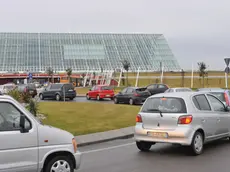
[134,93,140,97]
[224,92,229,106]
[178,115,193,124]
[136,114,142,123]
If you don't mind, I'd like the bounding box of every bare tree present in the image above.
[198,62,207,87]
[121,59,131,86]
[66,68,72,83]
[46,67,54,83]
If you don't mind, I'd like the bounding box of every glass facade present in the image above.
[0,33,181,72]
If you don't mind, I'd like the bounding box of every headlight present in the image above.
[72,138,77,153]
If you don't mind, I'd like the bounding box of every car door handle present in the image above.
[217,119,220,122]
[201,119,206,123]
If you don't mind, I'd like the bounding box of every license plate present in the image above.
[147,132,168,138]
[68,90,73,92]
[106,95,110,97]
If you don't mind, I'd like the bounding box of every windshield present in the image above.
[141,97,187,113]
[210,92,225,102]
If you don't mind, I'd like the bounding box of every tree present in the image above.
[198,62,207,87]
[66,68,72,83]
[121,59,131,86]
[46,67,54,83]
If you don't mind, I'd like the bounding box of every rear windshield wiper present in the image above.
[146,109,163,117]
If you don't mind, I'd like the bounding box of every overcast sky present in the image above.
[0,0,229,70]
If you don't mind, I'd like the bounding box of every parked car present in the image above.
[34,82,42,88]
[0,83,16,94]
[16,83,37,98]
[114,87,151,105]
[135,91,230,155]
[0,94,81,171]
[86,85,114,100]
[165,87,193,93]
[39,83,76,101]
[144,83,169,95]
[197,88,230,106]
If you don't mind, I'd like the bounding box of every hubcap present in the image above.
[40,94,43,99]
[87,95,89,99]
[50,160,70,172]
[56,95,60,100]
[194,134,203,153]
[97,96,100,100]
[130,99,133,104]
[114,98,117,103]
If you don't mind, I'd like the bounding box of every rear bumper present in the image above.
[99,93,114,98]
[134,123,195,146]
[73,151,81,170]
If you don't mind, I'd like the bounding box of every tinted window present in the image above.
[63,84,74,90]
[126,88,133,93]
[194,95,211,111]
[121,88,127,93]
[209,92,225,102]
[207,95,225,112]
[147,84,156,89]
[0,102,31,132]
[158,84,167,88]
[141,97,187,113]
[50,84,62,89]
[101,86,112,90]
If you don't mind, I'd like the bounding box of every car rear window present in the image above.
[209,92,225,102]
[63,84,74,90]
[141,97,187,113]
[101,86,113,90]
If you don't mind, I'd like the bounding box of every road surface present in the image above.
[78,137,230,172]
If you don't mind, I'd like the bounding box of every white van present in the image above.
[0,95,81,172]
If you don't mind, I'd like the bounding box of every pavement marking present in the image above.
[81,142,135,154]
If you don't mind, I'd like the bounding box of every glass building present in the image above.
[0,33,181,73]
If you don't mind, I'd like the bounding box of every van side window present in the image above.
[193,95,211,111]
[0,102,31,132]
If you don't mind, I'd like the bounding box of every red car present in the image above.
[86,85,115,100]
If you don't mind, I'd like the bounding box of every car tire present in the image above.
[86,94,91,100]
[136,141,152,152]
[43,155,74,172]
[129,98,134,105]
[56,94,61,101]
[39,94,44,100]
[114,97,119,104]
[190,131,204,156]
[111,97,114,100]
[97,95,101,101]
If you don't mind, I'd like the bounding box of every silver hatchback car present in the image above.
[135,92,230,155]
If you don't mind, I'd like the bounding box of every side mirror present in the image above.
[225,106,230,112]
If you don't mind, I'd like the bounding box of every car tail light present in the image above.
[136,114,142,123]
[224,92,229,106]
[24,87,27,92]
[178,115,193,124]
[134,93,140,97]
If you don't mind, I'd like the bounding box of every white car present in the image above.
[0,84,16,94]
[165,87,193,93]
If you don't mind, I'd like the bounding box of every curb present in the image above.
[75,126,134,147]
[77,134,134,147]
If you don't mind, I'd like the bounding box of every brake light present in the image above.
[134,93,140,97]
[136,114,142,123]
[224,92,229,106]
[178,115,193,124]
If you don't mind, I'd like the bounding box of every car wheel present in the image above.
[97,95,101,101]
[114,97,119,104]
[86,94,91,100]
[111,97,114,100]
[39,94,44,100]
[44,155,74,172]
[56,94,61,101]
[190,131,204,156]
[136,141,153,152]
[129,98,134,105]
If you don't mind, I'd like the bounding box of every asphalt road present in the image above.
[78,137,230,172]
